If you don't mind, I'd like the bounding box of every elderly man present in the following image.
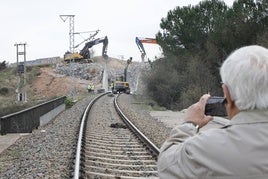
[157,45,268,178]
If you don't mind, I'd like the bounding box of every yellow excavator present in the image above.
[112,57,132,94]
[64,36,108,62]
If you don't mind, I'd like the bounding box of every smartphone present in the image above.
[205,96,227,116]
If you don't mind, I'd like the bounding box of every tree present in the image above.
[146,0,268,110]
[157,0,228,56]
[144,56,183,109]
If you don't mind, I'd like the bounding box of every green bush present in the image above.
[64,97,75,108]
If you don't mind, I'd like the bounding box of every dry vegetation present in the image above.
[0,63,89,117]
[0,56,134,117]
[0,66,39,116]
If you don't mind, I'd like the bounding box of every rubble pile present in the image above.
[54,57,151,94]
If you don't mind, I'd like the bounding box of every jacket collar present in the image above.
[230,110,268,125]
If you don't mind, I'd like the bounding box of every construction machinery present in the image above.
[112,57,132,94]
[112,81,130,94]
[135,37,157,62]
[64,36,108,62]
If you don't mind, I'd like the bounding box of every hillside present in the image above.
[0,57,150,117]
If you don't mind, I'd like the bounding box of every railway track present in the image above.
[73,93,160,178]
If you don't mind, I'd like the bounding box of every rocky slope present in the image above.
[52,56,150,97]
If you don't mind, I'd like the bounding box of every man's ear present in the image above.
[222,84,233,104]
[222,84,240,118]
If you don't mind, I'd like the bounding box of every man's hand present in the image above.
[183,94,213,128]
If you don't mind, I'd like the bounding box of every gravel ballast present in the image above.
[0,93,171,178]
[0,95,95,178]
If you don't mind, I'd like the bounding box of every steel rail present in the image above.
[114,94,160,157]
[73,92,110,179]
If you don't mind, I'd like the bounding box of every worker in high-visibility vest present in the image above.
[91,83,95,92]
[87,84,91,93]
[87,83,94,93]
[110,81,114,91]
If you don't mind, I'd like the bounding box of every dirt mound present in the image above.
[31,57,128,99]
[32,67,89,99]
[31,56,147,99]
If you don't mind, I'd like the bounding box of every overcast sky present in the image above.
[0,0,234,63]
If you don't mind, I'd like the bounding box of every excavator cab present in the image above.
[64,52,83,61]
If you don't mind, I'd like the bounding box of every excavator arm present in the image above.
[74,30,99,49]
[139,38,157,44]
[79,36,108,59]
[135,37,146,62]
[101,36,108,59]
[135,37,157,62]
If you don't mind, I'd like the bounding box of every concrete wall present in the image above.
[40,103,65,126]
[0,96,66,135]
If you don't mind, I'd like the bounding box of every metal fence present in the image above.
[0,96,66,135]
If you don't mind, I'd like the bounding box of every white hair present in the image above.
[220,45,268,110]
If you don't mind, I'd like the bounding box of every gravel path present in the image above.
[117,94,170,148]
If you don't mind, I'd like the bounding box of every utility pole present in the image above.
[14,43,27,102]
[60,15,75,53]
[60,15,76,97]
